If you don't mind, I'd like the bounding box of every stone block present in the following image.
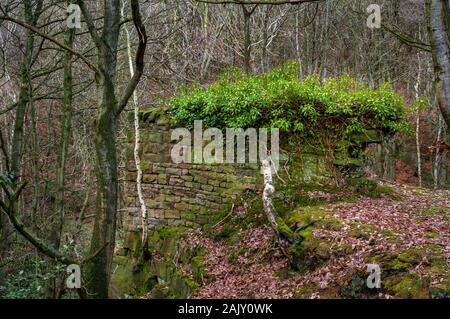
[165,195,181,203]
[194,175,208,184]
[174,202,188,210]
[143,174,157,183]
[165,210,181,219]
[201,184,214,192]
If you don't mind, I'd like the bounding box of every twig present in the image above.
[213,204,235,229]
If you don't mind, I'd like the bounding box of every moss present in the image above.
[374,248,424,272]
[381,229,398,241]
[383,274,430,299]
[212,224,238,242]
[332,244,354,256]
[228,247,248,264]
[139,106,169,124]
[340,270,379,299]
[289,226,331,273]
[274,181,349,213]
[398,248,422,263]
[276,217,297,241]
[113,226,207,299]
[352,179,402,200]
[317,217,345,231]
[411,188,428,195]
[423,263,447,276]
[419,207,449,220]
[191,256,208,283]
[374,185,403,200]
[285,206,332,230]
[425,231,440,238]
[348,222,376,239]
[430,286,450,299]
[294,282,320,298]
[182,276,199,292]
[140,161,151,172]
[158,226,189,239]
[367,246,446,289]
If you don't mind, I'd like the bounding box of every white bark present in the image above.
[261,158,279,237]
[122,6,148,249]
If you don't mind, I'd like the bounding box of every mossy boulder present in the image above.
[351,178,402,200]
[384,274,430,299]
[340,269,379,299]
[112,227,207,299]
[289,226,331,273]
[363,245,449,299]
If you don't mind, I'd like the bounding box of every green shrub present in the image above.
[169,62,409,141]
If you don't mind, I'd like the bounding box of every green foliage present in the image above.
[353,178,403,200]
[411,97,428,114]
[169,62,409,142]
[0,256,63,299]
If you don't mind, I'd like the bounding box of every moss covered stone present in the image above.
[111,227,207,299]
[384,274,430,299]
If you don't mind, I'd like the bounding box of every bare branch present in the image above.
[116,0,147,117]
[0,14,99,73]
[195,0,322,5]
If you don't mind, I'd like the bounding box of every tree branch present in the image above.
[0,13,99,73]
[0,128,10,171]
[195,0,322,5]
[116,0,147,117]
[75,0,103,51]
[350,8,432,53]
[0,182,108,266]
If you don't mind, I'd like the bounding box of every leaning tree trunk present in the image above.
[122,4,150,260]
[427,0,450,128]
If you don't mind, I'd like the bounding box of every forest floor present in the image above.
[181,182,450,299]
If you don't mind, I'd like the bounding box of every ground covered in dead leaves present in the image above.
[183,183,449,299]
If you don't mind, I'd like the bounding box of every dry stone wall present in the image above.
[125,117,261,231]
[124,111,382,232]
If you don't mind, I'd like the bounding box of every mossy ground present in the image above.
[117,177,449,299]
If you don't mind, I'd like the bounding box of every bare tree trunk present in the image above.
[261,5,272,73]
[53,20,75,249]
[3,0,42,260]
[434,114,444,189]
[295,10,303,77]
[44,13,75,299]
[427,0,450,128]
[415,55,422,187]
[122,4,150,261]
[241,5,257,74]
[80,0,147,298]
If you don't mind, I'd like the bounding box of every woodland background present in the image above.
[0,0,448,299]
